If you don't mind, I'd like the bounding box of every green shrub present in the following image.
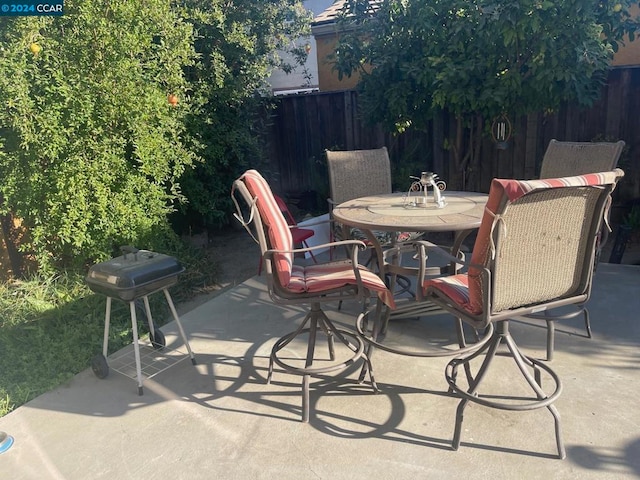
[0,1,198,272]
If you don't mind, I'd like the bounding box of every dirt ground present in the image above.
[176,226,260,315]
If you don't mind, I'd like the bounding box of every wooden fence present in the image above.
[265,66,640,214]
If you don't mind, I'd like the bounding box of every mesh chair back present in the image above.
[467,170,623,315]
[326,147,392,206]
[539,139,624,179]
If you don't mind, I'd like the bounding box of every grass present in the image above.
[0,246,219,417]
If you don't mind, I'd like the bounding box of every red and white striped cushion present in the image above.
[289,263,395,308]
[494,170,620,202]
[423,274,474,313]
[242,170,294,286]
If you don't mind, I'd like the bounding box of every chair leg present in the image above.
[503,333,566,459]
[543,304,591,361]
[356,303,384,383]
[302,240,318,264]
[452,397,469,451]
[454,317,475,385]
[446,320,565,459]
[545,317,555,361]
[269,302,374,422]
[451,336,501,450]
[318,316,336,361]
[583,307,592,338]
[267,308,313,385]
[302,315,319,423]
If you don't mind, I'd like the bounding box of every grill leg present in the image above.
[142,296,155,340]
[129,301,145,395]
[102,297,112,357]
[163,289,196,364]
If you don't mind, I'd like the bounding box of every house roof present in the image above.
[312,0,346,26]
[312,0,382,26]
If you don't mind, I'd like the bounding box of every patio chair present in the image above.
[257,194,317,275]
[532,139,625,360]
[231,169,395,423]
[539,139,625,179]
[325,147,420,292]
[419,168,624,458]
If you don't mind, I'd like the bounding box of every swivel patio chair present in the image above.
[539,139,625,179]
[231,169,395,423]
[325,147,421,293]
[419,169,624,458]
[531,139,625,360]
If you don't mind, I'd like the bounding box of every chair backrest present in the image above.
[539,139,625,179]
[466,169,624,318]
[274,194,297,227]
[325,147,392,206]
[233,170,294,287]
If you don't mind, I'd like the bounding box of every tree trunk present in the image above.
[0,212,24,279]
[449,114,484,191]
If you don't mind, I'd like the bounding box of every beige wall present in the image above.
[613,40,640,66]
[315,33,361,91]
[612,5,640,66]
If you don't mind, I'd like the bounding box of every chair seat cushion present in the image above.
[423,274,480,315]
[287,263,395,308]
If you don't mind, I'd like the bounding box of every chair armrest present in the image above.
[265,239,367,258]
[382,242,457,280]
[413,240,483,273]
[415,240,493,308]
[413,240,471,267]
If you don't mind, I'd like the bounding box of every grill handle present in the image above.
[120,245,140,260]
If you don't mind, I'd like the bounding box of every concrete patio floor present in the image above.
[0,262,639,479]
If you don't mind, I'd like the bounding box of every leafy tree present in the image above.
[174,0,312,231]
[333,0,640,188]
[0,0,197,272]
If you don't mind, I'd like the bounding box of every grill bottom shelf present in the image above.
[108,341,191,382]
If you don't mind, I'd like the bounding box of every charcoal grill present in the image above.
[86,247,196,395]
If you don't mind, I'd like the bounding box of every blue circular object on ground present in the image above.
[0,431,14,454]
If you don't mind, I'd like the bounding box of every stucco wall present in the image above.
[612,5,640,66]
[315,32,361,91]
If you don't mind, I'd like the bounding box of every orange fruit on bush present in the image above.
[29,43,41,55]
[167,94,178,106]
